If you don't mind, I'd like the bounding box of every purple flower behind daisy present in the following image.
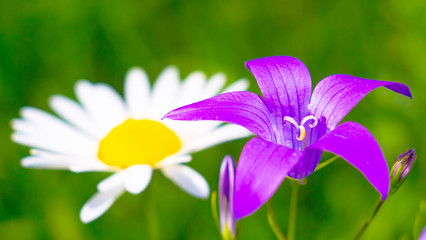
[164,56,412,219]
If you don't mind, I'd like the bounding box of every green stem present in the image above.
[210,191,220,233]
[266,200,286,240]
[314,155,340,173]
[235,221,242,240]
[288,180,299,240]
[146,174,160,239]
[354,200,384,240]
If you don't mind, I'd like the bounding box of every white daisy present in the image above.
[11,66,251,223]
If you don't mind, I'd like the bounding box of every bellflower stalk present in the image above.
[164,56,412,219]
[355,148,417,239]
[219,155,237,240]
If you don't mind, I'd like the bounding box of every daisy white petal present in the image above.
[124,67,151,119]
[25,152,107,173]
[162,164,209,199]
[97,171,125,192]
[20,107,94,141]
[11,119,38,136]
[89,82,128,129]
[49,94,100,138]
[160,119,203,143]
[69,163,112,173]
[151,66,180,117]
[177,71,206,106]
[30,149,103,165]
[155,155,192,168]
[16,107,98,154]
[222,78,249,93]
[183,124,252,153]
[12,132,96,157]
[202,73,226,98]
[21,155,70,169]
[80,187,124,223]
[74,80,98,118]
[123,165,153,194]
[75,80,127,136]
[22,149,102,170]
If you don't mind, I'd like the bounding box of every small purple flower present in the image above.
[164,56,412,219]
[219,155,236,239]
[390,149,416,194]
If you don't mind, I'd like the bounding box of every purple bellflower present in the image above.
[164,56,412,219]
[219,155,237,239]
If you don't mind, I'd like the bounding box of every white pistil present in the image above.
[283,115,318,141]
[283,116,299,127]
[301,115,318,128]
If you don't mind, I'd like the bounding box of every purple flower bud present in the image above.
[219,155,236,239]
[390,149,416,195]
[420,226,426,240]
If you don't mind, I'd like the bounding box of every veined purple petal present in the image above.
[245,56,312,122]
[308,122,389,200]
[288,148,322,179]
[219,155,236,236]
[233,137,303,219]
[245,56,312,146]
[163,91,275,142]
[309,74,412,128]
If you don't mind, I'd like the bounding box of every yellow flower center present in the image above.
[98,119,182,169]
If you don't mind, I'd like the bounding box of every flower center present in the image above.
[98,119,182,169]
[283,115,318,141]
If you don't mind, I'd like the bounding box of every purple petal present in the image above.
[163,91,275,142]
[307,122,389,200]
[310,74,412,128]
[245,56,312,146]
[288,148,323,179]
[219,155,236,236]
[233,137,303,219]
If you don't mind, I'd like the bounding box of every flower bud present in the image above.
[219,155,236,239]
[420,226,426,240]
[390,149,416,195]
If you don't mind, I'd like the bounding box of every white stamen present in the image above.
[283,115,319,141]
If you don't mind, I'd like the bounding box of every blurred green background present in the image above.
[0,0,425,239]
